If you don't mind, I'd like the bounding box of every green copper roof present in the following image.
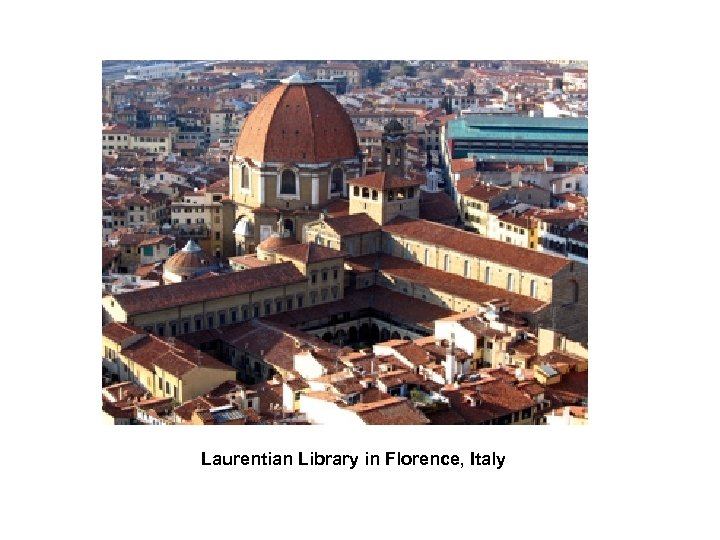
[465,151,588,164]
[447,116,588,143]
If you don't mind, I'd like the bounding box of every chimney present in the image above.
[444,334,456,384]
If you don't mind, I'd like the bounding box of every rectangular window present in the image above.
[530,279,537,298]
[485,267,491,284]
[276,300,283,313]
[215,232,220,241]
[195,319,202,331]
[287,298,293,310]
[297,295,304,308]
[333,268,338,280]
[219,312,226,325]
[207,315,214,329]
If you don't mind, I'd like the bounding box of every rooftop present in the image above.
[274,242,345,264]
[347,255,546,314]
[382,216,571,277]
[348,171,424,190]
[321,213,380,237]
[109,262,306,315]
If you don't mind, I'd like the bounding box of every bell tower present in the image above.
[381,118,406,176]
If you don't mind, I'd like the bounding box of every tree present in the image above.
[367,64,382,87]
[441,96,453,115]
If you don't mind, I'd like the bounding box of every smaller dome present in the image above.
[257,234,299,252]
[164,239,219,278]
[384,119,404,132]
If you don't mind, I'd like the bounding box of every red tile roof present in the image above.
[419,191,458,222]
[102,322,144,343]
[266,286,455,330]
[102,247,121,268]
[186,319,341,374]
[348,397,430,425]
[111,262,305,315]
[450,158,476,174]
[324,198,350,217]
[543,370,588,407]
[274,242,345,264]
[257,235,299,251]
[227,255,273,268]
[443,379,535,423]
[347,254,546,314]
[322,213,380,237]
[122,333,232,377]
[383,216,570,277]
[392,342,433,366]
[458,180,505,200]
[175,396,229,421]
[347,171,424,190]
[234,82,359,163]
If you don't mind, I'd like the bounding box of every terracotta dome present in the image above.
[233,76,359,163]
[257,234,299,252]
[164,239,219,277]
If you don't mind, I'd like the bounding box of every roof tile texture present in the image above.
[233,82,359,163]
[383,216,570,277]
[112,262,305,315]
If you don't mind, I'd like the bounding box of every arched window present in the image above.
[280,170,296,195]
[241,166,249,189]
[371,189,378,200]
[362,187,369,198]
[353,185,360,197]
[331,168,343,193]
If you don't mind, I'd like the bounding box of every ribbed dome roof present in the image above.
[233,80,359,163]
[164,239,219,276]
[257,234,299,252]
